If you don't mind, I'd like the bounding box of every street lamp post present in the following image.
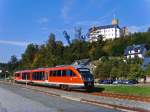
[0,70,2,80]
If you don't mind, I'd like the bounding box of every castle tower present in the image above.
[112,14,119,25]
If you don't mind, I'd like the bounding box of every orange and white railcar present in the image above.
[14,65,94,89]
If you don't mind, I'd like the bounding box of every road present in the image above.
[0,83,120,112]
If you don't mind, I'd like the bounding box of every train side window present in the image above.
[38,72,41,80]
[38,72,40,80]
[22,72,30,80]
[36,72,39,80]
[32,72,34,80]
[33,72,37,80]
[32,73,34,79]
[36,73,38,80]
[66,70,76,77]
[71,71,76,77]
[56,70,61,76]
[34,72,37,80]
[39,72,41,80]
[49,71,52,77]
[37,72,44,80]
[52,71,57,76]
[62,70,66,76]
[35,72,37,80]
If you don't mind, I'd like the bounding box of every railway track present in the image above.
[2,81,150,103]
[90,92,150,103]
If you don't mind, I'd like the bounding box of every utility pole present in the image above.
[5,71,6,82]
[26,74,27,87]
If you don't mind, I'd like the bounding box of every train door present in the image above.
[67,69,82,84]
[63,69,78,84]
[51,70,63,84]
[45,71,48,83]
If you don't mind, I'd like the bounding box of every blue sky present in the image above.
[0,0,150,63]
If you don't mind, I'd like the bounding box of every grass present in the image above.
[96,85,150,97]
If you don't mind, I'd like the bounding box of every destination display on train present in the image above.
[78,68,90,71]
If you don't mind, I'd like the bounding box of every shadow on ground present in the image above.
[86,87,105,93]
[16,82,105,93]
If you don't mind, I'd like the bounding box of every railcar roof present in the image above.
[15,65,89,73]
[15,70,31,73]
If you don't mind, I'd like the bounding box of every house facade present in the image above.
[124,44,147,59]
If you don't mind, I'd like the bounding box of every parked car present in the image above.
[99,79,113,84]
[123,80,138,84]
[113,79,138,84]
[112,80,123,84]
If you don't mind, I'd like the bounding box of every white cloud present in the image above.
[75,20,106,27]
[128,25,150,33]
[61,0,74,21]
[37,17,49,24]
[0,40,30,47]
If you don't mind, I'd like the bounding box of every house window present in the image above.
[134,48,139,53]
[135,54,138,57]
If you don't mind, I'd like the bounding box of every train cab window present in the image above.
[66,70,76,77]
[66,70,71,76]
[77,68,93,79]
[22,72,30,80]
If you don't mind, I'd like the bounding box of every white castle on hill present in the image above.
[88,18,129,42]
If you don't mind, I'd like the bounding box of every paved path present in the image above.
[0,84,120,112]
[15,83,150,111]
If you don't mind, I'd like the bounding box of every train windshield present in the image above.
[77,68,93,79]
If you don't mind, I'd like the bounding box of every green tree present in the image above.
[32,45,47,68]
[63,30,71,45]
[128,64,143,79]
[127,57,143,64]
[145,50,150,57]
[94,61,112,79]
[8,55,19,75]
[147,27,150,32]
[144,65,150,76]
[21,44,39,69]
